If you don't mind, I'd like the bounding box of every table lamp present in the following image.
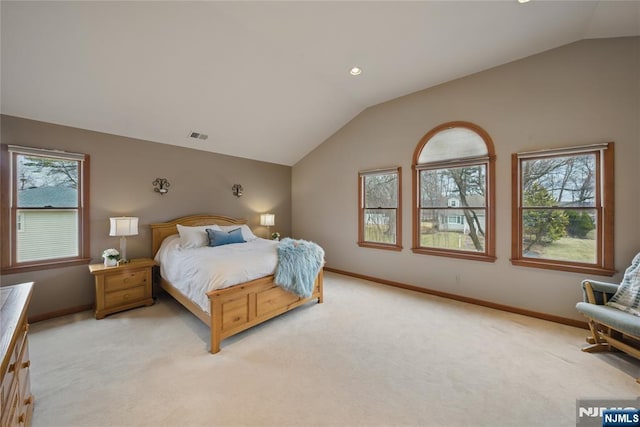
[109,216,139,262]
[260,213,275,238]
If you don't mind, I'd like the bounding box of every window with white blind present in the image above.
[1,144,90,273]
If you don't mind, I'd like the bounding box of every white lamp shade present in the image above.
[260,213,275,227]
[109,217,139,236]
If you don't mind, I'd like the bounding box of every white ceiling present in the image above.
[2,1,639,166]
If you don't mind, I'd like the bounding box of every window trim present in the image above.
[358,167,402,251]
[510,142,615,276]
[412,121,496,262]
[1,144,91,274]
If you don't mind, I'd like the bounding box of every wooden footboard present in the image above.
[152,214,324,354]
[159,269,323,353]
[207,269,323,353]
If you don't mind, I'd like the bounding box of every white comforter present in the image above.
[154,235,279,313]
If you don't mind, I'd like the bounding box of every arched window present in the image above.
[412,121,496,262]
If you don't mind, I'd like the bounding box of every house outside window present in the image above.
[1,145,90,273]
[358,167,402,251]
[412,122,496,262]
[447,214,464,225]
[511,143,614,275]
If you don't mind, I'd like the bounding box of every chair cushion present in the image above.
[576,302,640,337]
[581,280,619,304]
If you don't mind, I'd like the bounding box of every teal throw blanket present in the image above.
[275,238,325,298]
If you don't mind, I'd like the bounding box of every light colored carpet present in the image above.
[29,271,640,427]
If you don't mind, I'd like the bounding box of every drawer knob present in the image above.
[8,362,15,373]
[123,294,130,299]
[18,413,25,423]
[22,360,31,369]
[24,395,33,405]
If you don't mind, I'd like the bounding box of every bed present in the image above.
[150,214,324,353]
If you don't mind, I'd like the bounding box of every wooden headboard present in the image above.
[150,214,247,256]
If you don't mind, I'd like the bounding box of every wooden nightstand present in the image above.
[88,258,156,319]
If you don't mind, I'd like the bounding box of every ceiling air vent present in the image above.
[189,131,208,141]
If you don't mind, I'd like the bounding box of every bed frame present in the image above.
[150,214,323,353]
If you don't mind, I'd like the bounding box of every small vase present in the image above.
[104,257,117,267]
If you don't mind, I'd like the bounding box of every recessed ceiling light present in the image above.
[518,0,531,3]
[349,67,362,76]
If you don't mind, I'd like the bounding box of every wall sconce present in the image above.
[232,184,243,197]
[153,178,170,195]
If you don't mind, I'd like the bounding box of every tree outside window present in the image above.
[412,122,496,262]
[419,165,486,253]
[511,143,614,275]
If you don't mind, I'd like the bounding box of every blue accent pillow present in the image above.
[206,228,246,247]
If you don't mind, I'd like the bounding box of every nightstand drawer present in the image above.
[104,286,146,308]
[104,270,148,292]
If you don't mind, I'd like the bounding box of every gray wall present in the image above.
[1,115,292,318]
[292,37,640,322]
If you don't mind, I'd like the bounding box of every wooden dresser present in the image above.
[1,282,34,427]
[89,258,155,319]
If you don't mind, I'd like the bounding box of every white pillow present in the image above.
[177,224,221,249]
[607,252,640,316]
[218,224,257,241]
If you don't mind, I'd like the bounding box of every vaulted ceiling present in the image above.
[2,1,639,166]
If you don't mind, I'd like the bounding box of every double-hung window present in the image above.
[1,145,90,273]
[358,167,402,251]
[511,143,614,275]
[412,122,496,262]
